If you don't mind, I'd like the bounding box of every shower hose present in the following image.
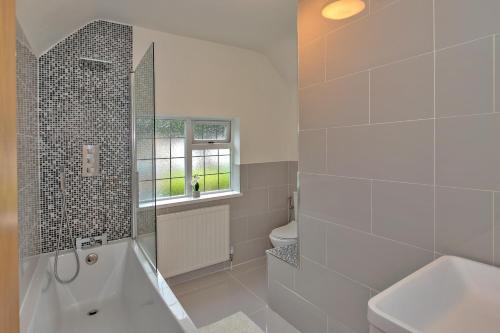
[54,172,80,284]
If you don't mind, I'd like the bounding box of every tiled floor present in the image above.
[171,257,300,332]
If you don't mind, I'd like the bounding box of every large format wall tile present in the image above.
[327,120,434,184]
[283,2,500,333]
[436,37,494,117]
[299,38,325,87]
[300,72,369,129]
[268,280,328,333]
[326,223,433,291]
[299,214,327,264]
[301,174,371,232]
[436,113,500,190]
[372,181,434,251]
[371,53,434,123]
[295,258,370,333]
[436,0,500,49]
[247,161,289,189]
[436,187,493,264]
[326,0,433,79]
[299,129,326,173]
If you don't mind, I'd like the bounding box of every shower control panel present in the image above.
[82,145,100,177]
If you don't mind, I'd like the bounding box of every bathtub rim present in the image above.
[20,238,198,333]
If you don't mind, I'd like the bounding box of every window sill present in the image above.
[139,191,242,209]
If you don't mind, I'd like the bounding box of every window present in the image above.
[137,118,235,204]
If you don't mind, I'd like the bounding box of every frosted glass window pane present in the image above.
[137,139,153,160]
[219,149,230,156]
[137,118,154,138]
[219,173,230,190]
[156,159,170,179]
[216,125,228,140]
[205,175,218,192]
[171,178,185,196]
[192,149,204,157]
[170,120,185,137]
[192,157,204,176]
[193,124,204,140]
[205,156,218,175]
[204,125,217,140]
[139,181,153,202]
[137,160,152,181]
[205,149,218,156]
[155,119,170,138]
[156,179,170,199]
[171,138,185,158]
[219,155,230,173]
[155,138,170,158]
[171,158,185,178]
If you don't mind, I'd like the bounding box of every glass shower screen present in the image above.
[132,43,157,268]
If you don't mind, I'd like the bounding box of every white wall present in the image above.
[133,26,298,164]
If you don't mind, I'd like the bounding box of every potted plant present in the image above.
[192,175,201,198]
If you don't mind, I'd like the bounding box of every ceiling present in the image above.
[16,0,298,57]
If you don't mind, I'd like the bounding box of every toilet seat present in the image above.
[270,220,297,239]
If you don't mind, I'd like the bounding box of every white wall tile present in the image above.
[436,0,500,49]
[301,174,372,232]
[371,53,434,123]
[436,37,494,117]
[300,72,369,129]
[436,187,493,264]
[326,223,433,291]
[372,181,434,250]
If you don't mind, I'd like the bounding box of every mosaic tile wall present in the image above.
[16,20,41,259]
[38,21,133,253]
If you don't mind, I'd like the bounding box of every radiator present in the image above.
[157,205,230,278]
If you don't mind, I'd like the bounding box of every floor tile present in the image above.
[249,306,301,333]
[177,275,266,327]
[231,265,268,302]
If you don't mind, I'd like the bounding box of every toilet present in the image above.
[269,192,298,248]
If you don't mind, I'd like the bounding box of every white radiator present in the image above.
[157,205,230,278]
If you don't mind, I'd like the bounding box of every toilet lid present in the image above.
[271,220,297,239]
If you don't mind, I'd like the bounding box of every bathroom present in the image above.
[3,0,500,332]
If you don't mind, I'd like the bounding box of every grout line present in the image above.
[229,270,268,305]
[301,33,496,93]
[324,128,328,173]
[302,254,374,291]
[494,36,496,114]
[302,212,435,254]
[299,111,500,133]
[436,33,496,54]
[493,192,496,265]
[370,180,373,234]
[368,70,372,124]
[300,171,500,193]
[433,0,437,256]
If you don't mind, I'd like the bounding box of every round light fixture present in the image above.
[322,0,366,20]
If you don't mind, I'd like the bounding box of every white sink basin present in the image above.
[368,256,500,333]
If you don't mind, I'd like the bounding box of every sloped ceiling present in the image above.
[16,0,297,58]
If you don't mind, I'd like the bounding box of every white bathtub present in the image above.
[20,239,198,333]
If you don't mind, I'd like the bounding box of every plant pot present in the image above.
[192,191,200,198]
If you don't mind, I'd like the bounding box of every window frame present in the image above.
[191,119,232,144]
[185,118,234,197]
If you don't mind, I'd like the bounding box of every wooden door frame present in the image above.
[0,0,20,331]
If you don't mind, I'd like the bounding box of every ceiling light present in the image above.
[322,0,366,20]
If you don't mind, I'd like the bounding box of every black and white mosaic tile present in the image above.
[38,20,133,252]
[17,20,40,258]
